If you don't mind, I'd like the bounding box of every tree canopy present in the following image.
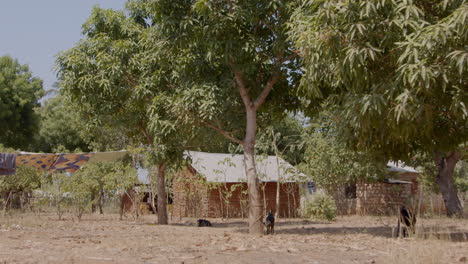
[36,95,90,153]
[0,56,44,149]
[142,0,303,233]
[57,0,305,233]
[289,0,467,216]
[299,112,387,192]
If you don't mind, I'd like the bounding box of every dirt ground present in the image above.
[0,213,467,264]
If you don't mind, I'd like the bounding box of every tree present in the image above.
[0,144,43,213]
[256,115,306,165]
[299,113,387,192]
[56,6,199,225]
[289,1,467,216]
[36,95,90,153]
[133,0,303,234]
[69,161,137,217]
[255,115,306,218]
[0,56,44,149]
[58,1,303,233]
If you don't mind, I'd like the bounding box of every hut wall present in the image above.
[356,182,412,215]
[172,166,301,218]
[392,172,420,195]
[330,185,357,215]
[172,168,209,218]
[207,182,300,218]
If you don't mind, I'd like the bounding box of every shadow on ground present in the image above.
[232,221,468,242]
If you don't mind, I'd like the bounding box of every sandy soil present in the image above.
[0,213,466,264]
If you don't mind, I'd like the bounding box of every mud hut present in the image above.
[172,151,305,218]
[328,161,421,215]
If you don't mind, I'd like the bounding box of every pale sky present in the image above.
[0,0,127,93]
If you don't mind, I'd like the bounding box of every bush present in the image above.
[302,191,337,221]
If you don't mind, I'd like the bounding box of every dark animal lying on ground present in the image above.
[397,205,416,237]
[197,219,212,227]
[265,211,275,235]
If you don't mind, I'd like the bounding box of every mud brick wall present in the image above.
[207,182,248,218]
[172,166,300,218]
[172,167,209,218]
[330,185,357,215]
[356,182,412,215]
[207,182,300,218]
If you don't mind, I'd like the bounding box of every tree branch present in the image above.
[252,74,280,111]
[251,50,293,111]
[138,121,153,145]
[231,50,293,112]
[202,120,243,145]
[279,52,299,64]
[233,68,253,109]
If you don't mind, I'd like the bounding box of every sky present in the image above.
[0,0,127,93]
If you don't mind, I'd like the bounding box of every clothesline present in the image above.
[1,150,128,175]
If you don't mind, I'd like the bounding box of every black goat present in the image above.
[197,219,212,227]
[265,211,275,235]
[397,206,416,237]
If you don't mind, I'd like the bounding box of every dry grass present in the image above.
[0,213,466,264]
[383,240,446,264]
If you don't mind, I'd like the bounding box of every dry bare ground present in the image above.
[0,213,466,264]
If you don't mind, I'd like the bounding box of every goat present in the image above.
[197,219,212,227]
[397,206,416,238]
[265,211,275,235]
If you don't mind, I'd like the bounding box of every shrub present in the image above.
[302,191,337,221]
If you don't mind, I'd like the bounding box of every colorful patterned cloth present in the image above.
[50,153,93,173]
[13,150,128,174]
[16,153,58,171]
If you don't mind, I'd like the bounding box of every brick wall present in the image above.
[207,182,300,218]
[356,182,412,215]
[172,166,300,218]
[172,167,209,218]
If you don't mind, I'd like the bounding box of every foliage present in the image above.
[62,171,93,220]
[56,6,189,163]
[75,162,137,196]
[0,56,44,149]
[38,162,137,220]
[302,190,337,221]
[0,165,42,194]
[36,95,90,153]
[289,0,467,160]
[40,173,70,220]
[57,1,306,231]
[289,0,467,216]
[256,115,306,166]
[130,0,304,143]
[299,113,387,192]
[409,153,468,194]
[71,162,137,218]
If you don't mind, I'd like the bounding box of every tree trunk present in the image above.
[275,156,281,219]
[119,193,125,220]
[99,189,104,214]
[244,109,263,235]
[157,163,168,225]
[262,182,267,216]
[91,191,96,213]
[149,192,157,215]
[434,151,463,217]
[3,191,12,215]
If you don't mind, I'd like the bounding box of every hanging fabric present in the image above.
[15,152,58,171]
[50,153,93,173]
